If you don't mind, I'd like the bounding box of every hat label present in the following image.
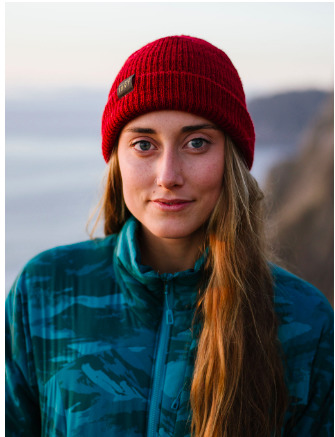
[117,74,135,99]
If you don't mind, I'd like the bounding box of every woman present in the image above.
[6,35,333,437]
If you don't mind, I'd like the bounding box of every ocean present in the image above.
[5,135,287,294]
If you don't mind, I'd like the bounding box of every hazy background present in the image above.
[5,2,334,300]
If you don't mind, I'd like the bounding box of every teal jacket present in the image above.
[5,217,334,436]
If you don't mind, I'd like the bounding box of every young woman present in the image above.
[6,35,333,437]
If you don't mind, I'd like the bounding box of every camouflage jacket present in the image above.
[6,217,334,436]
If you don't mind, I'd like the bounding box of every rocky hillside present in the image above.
[248,90,329,147]
[264,95,334,305]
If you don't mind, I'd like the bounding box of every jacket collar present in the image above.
[114,216,206,315]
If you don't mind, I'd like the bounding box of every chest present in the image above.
[32,296,196,437]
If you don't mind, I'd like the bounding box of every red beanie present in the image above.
[101,35,255,169]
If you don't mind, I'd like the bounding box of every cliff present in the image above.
[264,96,334,305]
[248,90,329,147]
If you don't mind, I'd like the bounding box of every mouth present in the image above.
[151,199,193,211]
[153,198,193,204]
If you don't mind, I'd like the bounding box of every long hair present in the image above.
[89,136,288,436]
[190,137,287,436]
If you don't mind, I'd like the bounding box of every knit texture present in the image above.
[101,35,255,168]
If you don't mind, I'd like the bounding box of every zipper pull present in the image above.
[164,283,174,325]
[166,309,174,325]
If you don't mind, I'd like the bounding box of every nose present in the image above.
[156,148,184,189]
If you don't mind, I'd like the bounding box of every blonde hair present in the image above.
[190,137,287,436]
[89,136,288,436]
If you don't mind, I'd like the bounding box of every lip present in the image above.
[151,198,194,212]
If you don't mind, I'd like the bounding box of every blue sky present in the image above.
[6,2,334,99]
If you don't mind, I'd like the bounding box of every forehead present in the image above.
[121,110,216,132]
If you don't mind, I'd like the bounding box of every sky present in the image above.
[5,2,334,99]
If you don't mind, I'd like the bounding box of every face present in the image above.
[117,110,225,246]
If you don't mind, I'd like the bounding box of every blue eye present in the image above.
[133,140,152,151]
[188,138,208,149]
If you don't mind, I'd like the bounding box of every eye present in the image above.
[187,138,209,150]
[131,140,153,151]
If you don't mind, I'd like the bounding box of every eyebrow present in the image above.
[124,127,156,134]
[181,124,219,133]
[124,124,219,134]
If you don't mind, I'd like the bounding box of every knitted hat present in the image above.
[101,35,255,169]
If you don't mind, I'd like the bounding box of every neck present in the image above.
[138,226,205,274]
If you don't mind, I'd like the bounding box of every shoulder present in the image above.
[26,235,118,276]
[7,235,120,304]
[25,235,118,271]
[271,263,333,353]
[271,263,333,332]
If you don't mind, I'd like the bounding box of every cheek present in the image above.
[193,160,224,195]
[118,157,153,202]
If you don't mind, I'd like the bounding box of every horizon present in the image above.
[5,85,334,105]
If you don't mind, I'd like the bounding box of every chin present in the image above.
[147,222,204,241]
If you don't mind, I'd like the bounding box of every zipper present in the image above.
[171,387,183,410]
[147,281,174,437]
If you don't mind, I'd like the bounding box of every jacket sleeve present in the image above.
[5,273,42,436]
[284,309,334,437]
